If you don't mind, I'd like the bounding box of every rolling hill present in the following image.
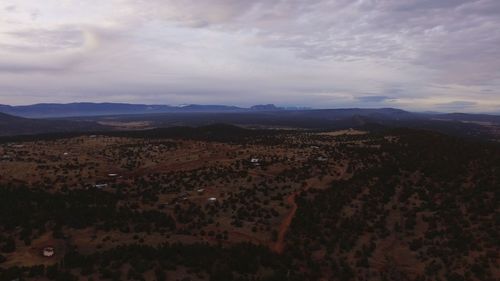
[0,112,106,136]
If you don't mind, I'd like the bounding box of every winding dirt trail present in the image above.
[270,191,300,253]
[270,164,350,254]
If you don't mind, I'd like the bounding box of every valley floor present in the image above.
[0,128,498,280]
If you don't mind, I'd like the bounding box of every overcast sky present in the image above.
[0,0,499,112]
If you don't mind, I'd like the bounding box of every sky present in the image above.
[0,0,499,112]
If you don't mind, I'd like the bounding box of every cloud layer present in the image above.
[0,0,499,112]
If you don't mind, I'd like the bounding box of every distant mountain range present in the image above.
[0,103,499,140]
[2,102,498,122]
[0,103,286,118]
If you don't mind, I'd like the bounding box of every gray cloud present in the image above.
[4,5,15,12]
[0,0,499,112]
[2,28,85,52]
[435,101,478,111]
[437,101,477,107]
[357,96,396,103]
[135,0,500,84]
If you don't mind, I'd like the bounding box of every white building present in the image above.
[95,184,108,189]
[42,247,55,257]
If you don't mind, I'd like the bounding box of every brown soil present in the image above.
[270,190,300,253]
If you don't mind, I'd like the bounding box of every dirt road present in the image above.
[270,190,300,254]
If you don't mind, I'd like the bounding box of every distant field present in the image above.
[317,129,368,136]
[97,121,155,130]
